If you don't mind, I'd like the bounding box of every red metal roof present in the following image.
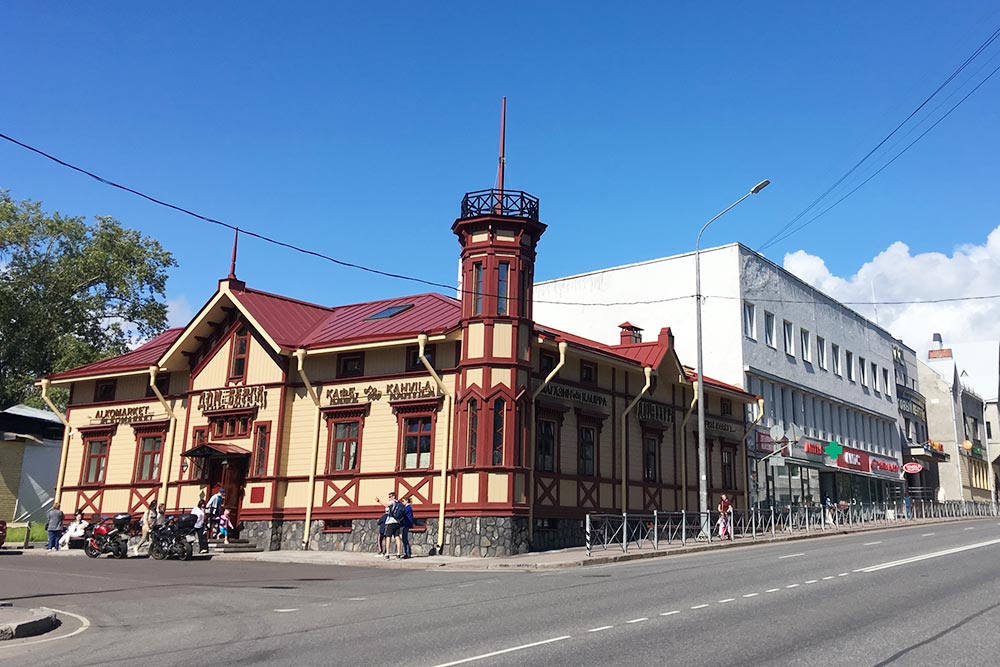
[229,286,333,349]
[48,328,184,380]
[683,367,755,396]
[612,341,666,368]
[302,293,461,348]
[533,323,646,365]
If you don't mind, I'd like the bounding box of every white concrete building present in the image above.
[535,243,904,507]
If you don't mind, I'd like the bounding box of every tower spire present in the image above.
[227,228,239,280]
[495,96,506,214]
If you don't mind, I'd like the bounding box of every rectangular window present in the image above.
[987,422,993,439]
[497,262,509,316]
[93,379,116,403]
[323,519,353,532]
[327,420,359,472]
[145,373,170,398]
[467,399,479,466]
[764,312,775,348]
[338,353,364,378]
[135,435,163,483]
[536,419,556,472]
[229,326,250,381]
[859,357,867,386]
[82,439,109,485]
[472,262,483,316]
[643,435,658,482]
[743,302,756,339]
[189,427,208,479]
[882,368,891,397]
[540,351,558,376]
[871,362,879,392]
[832,344,841,375]
[578,426,596,476]
[846,351,854,381]
[580,361,597,385]
[491,398,505,466]
[783,321,794,355]
[816,337,826,369]
[406,345,434,372]
[402,416,433,469]
[720,398,733,417]
[253,423,269,476]
[722,448,735,489]
[800,329,811,362]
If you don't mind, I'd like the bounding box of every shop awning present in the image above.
[182,442,251,458]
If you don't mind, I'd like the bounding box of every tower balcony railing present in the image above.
[460,189,539,221]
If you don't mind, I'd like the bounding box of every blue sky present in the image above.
[3,3,1000,347]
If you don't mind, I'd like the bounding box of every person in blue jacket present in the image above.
[401,496,415,559]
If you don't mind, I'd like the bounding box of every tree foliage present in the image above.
[0,190,176,410]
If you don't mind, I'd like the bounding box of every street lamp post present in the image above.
[695,179,770,536]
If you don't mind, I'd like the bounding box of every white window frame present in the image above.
[859,357,867,387]
[882,368,891,398]
[831,344,840,375]
[871,362,879,393]
[816,336,826,369]
[743,302,756,340]
[764,311,775,348]
[783,320,794,355]
[846,351,854,381]
[800,329,811,363]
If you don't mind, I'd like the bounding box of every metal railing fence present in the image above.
[585,500,998,556]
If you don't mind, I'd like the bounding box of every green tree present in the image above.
[0,191,176,410]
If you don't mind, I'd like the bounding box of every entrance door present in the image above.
[206,457,249,526]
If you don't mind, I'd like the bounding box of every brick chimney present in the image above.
[928,333,952,359]
[619,322,643,345]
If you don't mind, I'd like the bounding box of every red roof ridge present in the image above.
[238,285,334,313]
[682,366,753,396]
[47,328,184,381]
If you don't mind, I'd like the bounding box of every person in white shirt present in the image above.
[133,500,158,555]
[191,500,208,553]
[58,510,88,550]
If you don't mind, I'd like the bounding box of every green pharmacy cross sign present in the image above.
[825,441,843,459]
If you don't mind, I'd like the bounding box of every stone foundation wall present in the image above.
[530,518,586,552]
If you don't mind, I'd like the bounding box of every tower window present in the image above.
[497,262,509,316]
[472,262,483,316]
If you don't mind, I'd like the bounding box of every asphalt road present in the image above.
[1,519,999,666]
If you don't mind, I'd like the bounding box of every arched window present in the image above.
[492,398,505,466]
[468,399,479,466]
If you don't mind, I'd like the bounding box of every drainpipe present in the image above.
[148,366,178,504]
[294,348,322,549]
[620,367,653,513]
[417,334,452,554]
[528,341,568,544]
[680,382,698,506]
[39,379,72,508]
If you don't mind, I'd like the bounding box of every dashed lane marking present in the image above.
[718,598,735,603]
[863,541,882,546]
[431,636,571,667]
[838,573,850,577]
[691,604,709,610]
[627,618,648,624]
[921,533,935,537]
[348,597,368,601]
[805,580,818,584]
[274,609,299,613]
[786,584,799,588]
[743,593,758,598]
[964,527,976,531]
[778,552,804,559]
[822,576,834,580]
[660,611,681,616]
[765,588,780,593]
[588,626,613,633]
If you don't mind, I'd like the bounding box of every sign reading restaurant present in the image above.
[198,384,268,413]
[538,383,608,407]
[92,405,156,425]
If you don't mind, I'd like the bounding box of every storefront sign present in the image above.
[636,399,674,426]
[704,418,741,439]
[385,380,439,401]
[837,446,870,472]
[870,456,902,477]
[538,383,609,407]
[792,437,827,463]
[897,397,926,421]
[198,384,268,413]
[326,385,384,405]
[92,405,155,425]
[902,461,924,474]
[751,431,786,456]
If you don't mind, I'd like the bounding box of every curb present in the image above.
[0,606,59,641]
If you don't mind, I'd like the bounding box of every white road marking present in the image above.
[0,607,91,648]
[588,626,613,633]
[660,611,681,616]
[431,636,571,667]
[822,576,834,580]
[347,597,367,601]
[778,552,804,559]
[858,537,1000,573]
[786,584,799,588]
[691,604,709,609]
[627,618,648,624]
[274,608,299,613]
[921,533,935,537]
[964,527,975,531]
[457,583,476,588]
[742,593,758,598]
[765,588,780,593]
[838,573,850,577]
[320,603,330,607]
[718,598,735,603]
[804,580,818,584]
[863,541,882,546]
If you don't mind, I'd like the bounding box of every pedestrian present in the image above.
[217,509,234,544]
[156,503,167,526]
[824,496,835,525]
[191,499,208,554]
[58,510,88,550]
[717,494,732,540]
[903,493,913,520]
[206,487,225,538]
[46,502,65,551]
[376,510,388,555]
[134,500,158,555]
[376,492,404,560]
[400,496,415,559]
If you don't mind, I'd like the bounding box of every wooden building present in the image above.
[42,188,756,556]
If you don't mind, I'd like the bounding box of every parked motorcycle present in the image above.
[149,514,198,561]
[84,513,131,559]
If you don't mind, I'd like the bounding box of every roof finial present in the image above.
[495,96,506,214]
[228,228,239,280]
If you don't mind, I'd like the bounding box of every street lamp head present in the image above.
[750,179,771,195]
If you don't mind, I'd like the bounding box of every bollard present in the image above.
[770,507,775,537]
[653,510,659,550]
[22,522,31,550]
[622,513,628,553]
[682,510,686,546]
[586,514,592,557]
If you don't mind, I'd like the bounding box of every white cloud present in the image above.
[782,225,1000,360]
[166,296,194,329]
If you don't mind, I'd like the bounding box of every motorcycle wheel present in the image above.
[177,540,193,561]
[149,541,167,560]
[113,541,128,559]
[84,539,101,558]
